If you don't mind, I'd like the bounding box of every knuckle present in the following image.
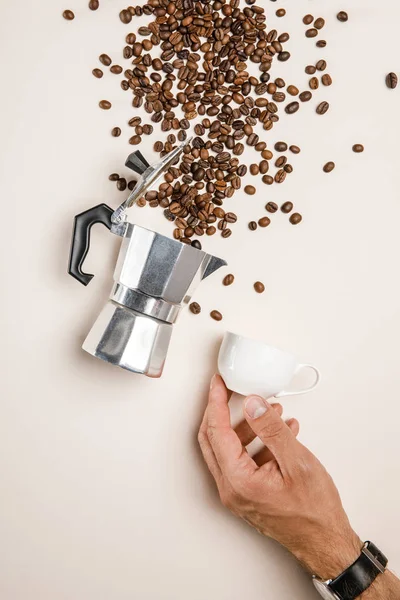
[258,418,285,440]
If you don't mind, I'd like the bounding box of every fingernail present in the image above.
[210,374,218,390]
[245,396,268,419]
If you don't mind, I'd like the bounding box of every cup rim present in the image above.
[222,331,297,361]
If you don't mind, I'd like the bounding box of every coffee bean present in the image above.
[316,101,329,115]
[299,91,312,102]
[262,175,274,185]
[111,127,121,137]
[120,9,132,23]
[306,28,318,38]
[63,9,75,20]
[99,54,111,66]
[109,173,119,181]
[92,68,103,79]
[287,85,299,96]
[89,0,99,9]
[323,161,335,173]
[275,141,288,152]
[285,101,299,114]
[281,201,293,213]
[289,213,302,225]
[314,17,325,29]
[266,202,278,213]
[316,60,327,71]
[210,310,223,321]
[191,240,202,250]
[249,221,258,230]
[189,302,201,315]
[316,40,327,48]
[352,144,364,153]
[99,100,111,110]
[321,74,333,86]
[250,164,260,176]
[278,52,290,62]
[337,11,348,22]
[276,8,286,17]
[386,73,398,89]
[254,281,265,293]
[258,217,271,227]
[259,160,269,174]
[129,135,141,145]
[303,14,313,25]
[309,77,319,90]
[305,65,317,74]
[289,145,301,154]
[117,178,127,191]
[223,274,235,286]
[245,185,256,195]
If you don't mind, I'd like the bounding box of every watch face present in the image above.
[312,578,339,600]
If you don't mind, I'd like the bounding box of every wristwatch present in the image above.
[312,541,388,599]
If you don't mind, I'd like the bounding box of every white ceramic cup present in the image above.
[218,332,321,399]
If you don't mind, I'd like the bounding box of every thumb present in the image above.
[244,396,298,468]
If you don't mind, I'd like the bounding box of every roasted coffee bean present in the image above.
[305,65,317,75]
[322,74,333,86]
[109,173,119,181]
[223,274,235,286]
[303,14,314,25]
[278,52,290,62]
[281,201,293,213]
[89,0,99,10]
[323,161,335,173]
[316,40,327,48]
[275,141,288,152]
[276,8,286,17]
[266,202,278,213]
[316,60,327,71]
[287,85,299,96]
[191,240,202,250]
[299,90,312,101]
[275,156,287,168]
[289,145,301,154]
[120,9,132,23]
[154,141,163,153]
[337,11,348,22]
[259,160,269,174]
[221,229,232,238]
[117,178,127,191]
[244,185,256,195]
[99,100,111,110]
[250,164,259,176]
[63,9,75,20]
[258,217,270,228]
[111,127,121,137]
[142,124,153,135]
[189,302,201,315]
[309,77,319,90]
[99,54,111,66]
[316,101,329,114]
[92,68,103,79]
[225,213,237,223]
[285,101,299,114]
[386,73,398,89]
[254,281,265,293]
[290,213,302,224]
[129,135,141,145]
[210,310,223,321]
[314,17,325,29]
[352,144,364,153]
[262,175,274,185]
[306,28,318,38]
[110,65,123,74]
[249,221,257,230]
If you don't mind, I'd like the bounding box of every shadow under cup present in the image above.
[218,332,320,399]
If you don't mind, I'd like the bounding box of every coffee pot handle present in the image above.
[68,204,113,286]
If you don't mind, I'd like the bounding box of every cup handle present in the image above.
[274,364,321,399]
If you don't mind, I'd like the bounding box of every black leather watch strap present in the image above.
[329,542,388,599]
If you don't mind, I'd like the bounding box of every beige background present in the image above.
[1,0,399,598]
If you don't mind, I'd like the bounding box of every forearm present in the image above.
[361,570,400,600]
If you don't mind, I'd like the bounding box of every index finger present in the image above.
[206,375,256,474]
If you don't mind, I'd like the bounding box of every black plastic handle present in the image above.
[68,204,113,286]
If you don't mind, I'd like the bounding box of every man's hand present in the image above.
[198,374,361,580]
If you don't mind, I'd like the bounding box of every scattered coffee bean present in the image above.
[289,145,301,154]
[287,85,299,96]
[210,310,223,321]
[110,65,123,74]
[323,161,335,173]
[316,101,330,115]
[120,9,132,24]
[352,144,364,153]
[117,178,127,191]
[281,201,293,213]
[276,9,286,17]
[322,74,333,86]
[275,141,288,152]
[99,100,111,110]
[290,213,302,225]
[245,185,256,195]
[249,221,258,231]
[305,65,317,74]
[337,11,348,22]
[63,9,75,20]
[129,135,141,145]
[314,17,325,29]
[189,302,201,315]
[309,77,319,90]
[316,60,327,71]
[258,217,271,227]
[254,281,265,293]
[99,54,111,66]
[386,73,398,89]
[109,173,119,181]
[285,101,299,114]
[223,274,235,286]
[111,127,121,137]
[89,0,99,10]
[266,202,278,213]
[92,68,103,79]
[299,91,312,102]
[306,28,318,38]
[303,14,314,25]
[316,40,327,48]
